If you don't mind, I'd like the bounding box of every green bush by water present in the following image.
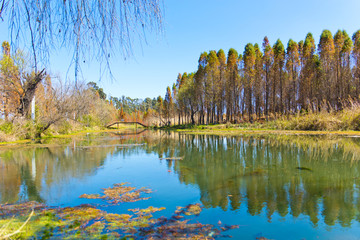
[0,122,13,134]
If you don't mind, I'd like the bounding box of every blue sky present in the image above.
[1,0,360,99]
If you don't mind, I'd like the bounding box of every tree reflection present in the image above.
[0,133,133,203]
[142,133,360,227]
[2,131,360,227]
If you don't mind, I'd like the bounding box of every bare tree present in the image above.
[1,0,163,74]
[34,79,99,137]
[0,0,163,118]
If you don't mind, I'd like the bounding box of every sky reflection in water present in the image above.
[1,131,360,239]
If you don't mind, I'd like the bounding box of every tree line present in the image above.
[110,96,157,115]
[157,29,360,125]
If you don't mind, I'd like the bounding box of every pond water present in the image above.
[1,130,360,239]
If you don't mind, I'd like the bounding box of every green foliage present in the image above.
[244,43,256,64]
[23,121,36,139]
[273,39,285,59]
[110,96,158,114]
[88,81,107,100]
[319,29,335,58]
[320,29,334,42]
[352,30,360,49]
[217,49,226,63]
[303,32,315,57]
[57,121,73,135]
[0,122,13,134]
[80,114,100,128]
[227,48,238,67]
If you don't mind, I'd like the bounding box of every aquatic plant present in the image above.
[79,183,152,204]
[0,183,238,239]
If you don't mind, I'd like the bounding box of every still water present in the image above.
[1,130,360,239]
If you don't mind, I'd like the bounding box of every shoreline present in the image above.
[161,124,360,137]
[0,127,144,147]
[178,129,360,136]
[2,124,360,147]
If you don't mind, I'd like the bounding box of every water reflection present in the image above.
[1,131,360,228]
[157,133,360,228]
[141,132,360,227]
[0,136,116,203]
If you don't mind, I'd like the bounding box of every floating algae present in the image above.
[0,183,239,239]
[79,183,152,204]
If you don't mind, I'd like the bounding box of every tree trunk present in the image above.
[191,110,195,124]
[18,69,46,117]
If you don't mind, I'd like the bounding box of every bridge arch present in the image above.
[106,121,148,128]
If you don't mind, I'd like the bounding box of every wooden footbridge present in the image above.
[106,121,148,128]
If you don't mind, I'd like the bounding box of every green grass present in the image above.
[0,119,144,145]
[166,120,360,137]
[0,122,13,134]
[0,128,134,146]
[176,127,360,137]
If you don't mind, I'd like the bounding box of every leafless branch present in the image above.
[2,0,163,80]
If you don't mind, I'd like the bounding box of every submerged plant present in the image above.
[175,203,203,216]
[0,210,34,239]
[79,183,152,204]
[0,183,238,239]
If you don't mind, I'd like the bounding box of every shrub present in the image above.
[57,120,73,134]
[0,122,13,134]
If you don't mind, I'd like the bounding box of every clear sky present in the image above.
[1,0,360,99]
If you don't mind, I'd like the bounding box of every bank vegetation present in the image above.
[0,42,121,142]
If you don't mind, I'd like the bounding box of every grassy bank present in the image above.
[159,109,360,136]
[0,121,144,145]
[157,101,360,135]
[176,126,360,137]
